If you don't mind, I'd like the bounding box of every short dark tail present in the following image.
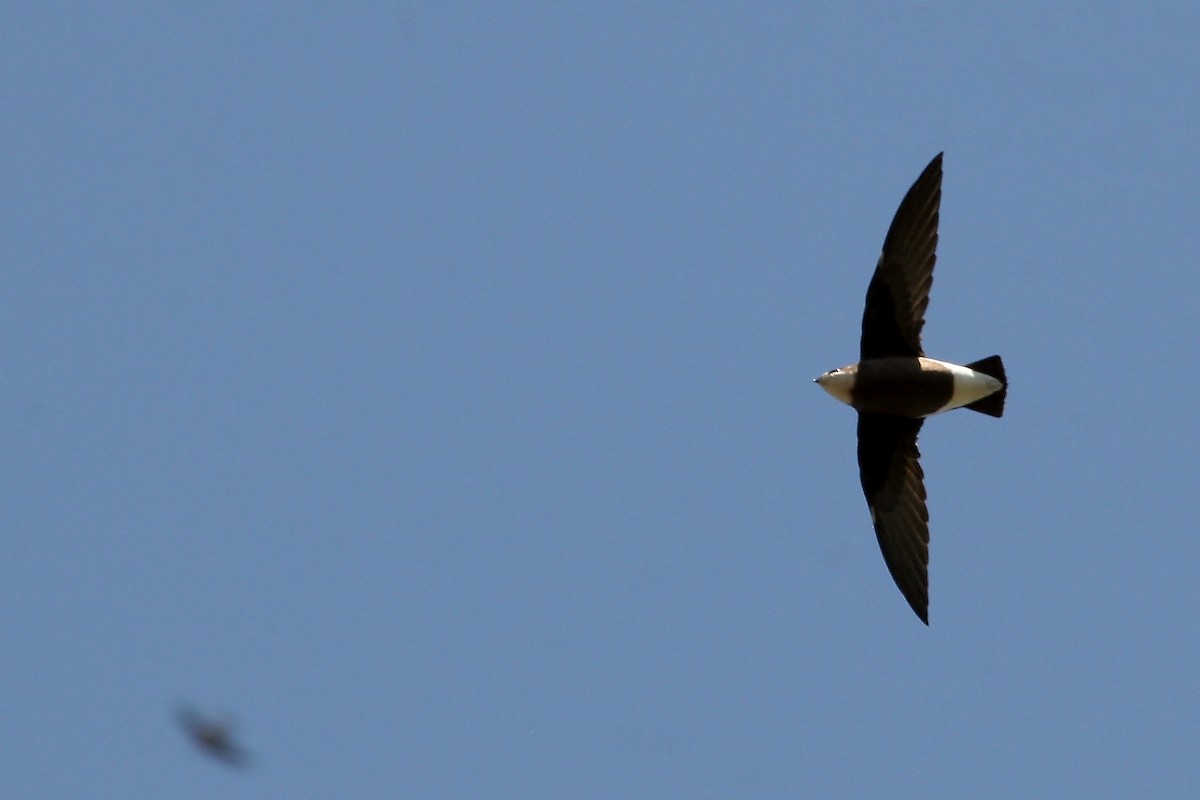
[964,355,1006,417]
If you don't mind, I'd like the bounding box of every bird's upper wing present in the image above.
[860,153,942,359]
[857,413,930,624]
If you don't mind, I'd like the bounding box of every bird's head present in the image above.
[814,365,856,406]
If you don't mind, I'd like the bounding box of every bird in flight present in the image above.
[176,704,251,768]
[815,153,1006,625]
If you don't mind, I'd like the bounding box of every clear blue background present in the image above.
[3,3,1197,797]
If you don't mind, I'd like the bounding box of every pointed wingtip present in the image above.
[906,594,930,625]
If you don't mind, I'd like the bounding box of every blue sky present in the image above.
[3,3,1197,797]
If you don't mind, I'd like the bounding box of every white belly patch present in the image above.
[928,359,1003,414]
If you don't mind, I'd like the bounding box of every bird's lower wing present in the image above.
[857,413,930,624]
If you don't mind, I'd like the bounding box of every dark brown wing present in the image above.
[860,153,942,359]
[856,413,930,624]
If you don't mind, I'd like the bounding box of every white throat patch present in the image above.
[815,368,856,406]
